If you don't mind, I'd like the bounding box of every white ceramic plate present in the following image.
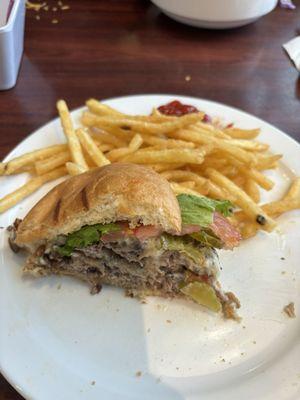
[0,95,300,400]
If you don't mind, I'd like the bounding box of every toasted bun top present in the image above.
[16,163,182,246]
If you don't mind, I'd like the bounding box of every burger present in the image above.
[8,163,241,319]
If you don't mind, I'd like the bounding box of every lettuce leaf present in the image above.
[161,234,205,264]
[57,223,120,257]
[177,194,233,227]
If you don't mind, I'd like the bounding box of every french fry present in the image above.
[81,111,204,135]
[106,134,143,162]
[243,167,274,191]
[263,199,300,218]
[134,146,164,152]
[220,165,238,178]
[257,162,278,171]
[76,128,110,167]
[0,164,35,175]
[121,148,208,165]
[170,182,203,197]
[12,165,36,175]
[106,148,134,162]
[160,170,209,195]
[98,143,114,152]
[87,124,134,143]
[103,126,135,142]
[262,178,300,217]
[88,100,179,125]
[66,162,87,176]
[285,177,300,200]
[231,175,246,189]
[254,154,282,170]
[176,181,196,189]
[224,139,269,152]
[199,157,229,170]
[224,127,260,139]
[193,123,231,139]
[35,151,70,175]
[87,99,178,123]
[206,181,230,200]
[189,182,210,195]
[244,179,260,203]
[234,178,300,223]
[86,99,124,117]
[160,170,207,186]
[1,144,68,175]
[57,100,88,170]
[141,134,195,149]
[89,128,127,148]
[129,134,143,151]
[227,156,274,191]
[82,147,97,168]
[0,166,67,213]
[148,163,186,173]
[170,128,256,165]
[150,113,179,123]
[239,222,259,240]
[206,168,276,231]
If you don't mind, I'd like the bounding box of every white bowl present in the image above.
[150,0,278,29]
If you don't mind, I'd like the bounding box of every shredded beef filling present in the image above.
[24,236,220,296]
[8,221,240,319]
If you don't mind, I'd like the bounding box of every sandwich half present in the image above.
[9,163,241,319]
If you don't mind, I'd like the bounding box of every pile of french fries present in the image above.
[1,98,300,240]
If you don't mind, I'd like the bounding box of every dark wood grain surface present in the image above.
[1,1,300,398]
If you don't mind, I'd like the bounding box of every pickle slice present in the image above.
[180,281,222,312]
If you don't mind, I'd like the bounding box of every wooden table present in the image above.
[1,1,300,398]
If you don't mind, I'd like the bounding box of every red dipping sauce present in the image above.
[158,100,211,122]
[158,100,199,117]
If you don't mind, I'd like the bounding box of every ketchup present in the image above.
[158,100,199,117]
[158,100,211,122]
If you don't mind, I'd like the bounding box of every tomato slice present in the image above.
[210,212,241,249]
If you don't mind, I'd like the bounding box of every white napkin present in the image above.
[280,0,296,9]
[283,36,300,71]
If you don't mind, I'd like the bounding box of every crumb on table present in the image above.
[283,302,296,318]
[135,371,142,377]
[26,1,70,23]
